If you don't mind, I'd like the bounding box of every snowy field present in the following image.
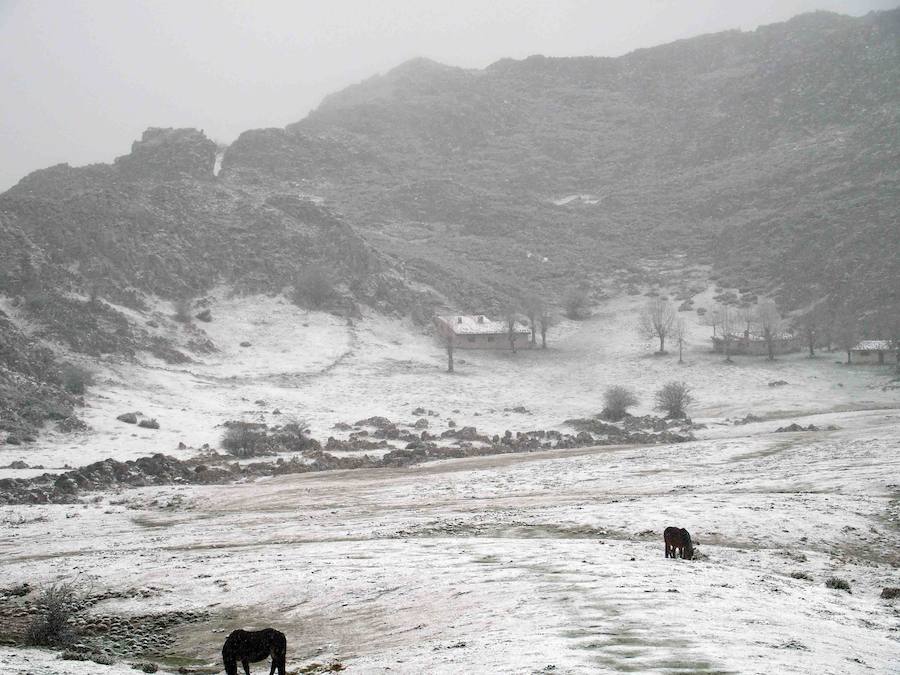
[1,290,896,474]
[1,290,899,673]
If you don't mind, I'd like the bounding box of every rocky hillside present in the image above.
[0,128,418,440]
[2,9,897,440]
[224,9,899,314]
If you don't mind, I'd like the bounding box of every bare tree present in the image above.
[639,298,676,353]
[832,306,859,364]
[736,305,754,337]
[537,307,554,349]
[523,296,542,345]
[446,334,454,373]
[506,309,520,354]
[881,308,900,372]
[710,304,736,362]
[793,304,825,357]
[673,318,687,364]
[435,319,455,372]
[754,299,783,361]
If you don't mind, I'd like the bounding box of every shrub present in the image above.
[173,298,192,323]
[116,412,138,424]
[825,577,851,592]
[222,422,268,458]
[62,365,93,395]
[601,386,639,421]
[293,267,336,309]
[25,582,81,647]
[790,571,812,581]
[138,418,159,429]
[222,419,316,457]
[654,381,694,419]
[564,287,590,320]
[24,291,51,312]
[60,650,88,661]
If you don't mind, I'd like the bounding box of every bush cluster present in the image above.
[62,364,93,395]
[222,420,317,458]
[601,386,639,421]
[25,582,81,647]
[600,382,694,420]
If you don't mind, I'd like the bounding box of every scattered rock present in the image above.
[239,341,252,347]
[768,380,789,387]
[57,415,90,433]
[354,416,394,429]
[138,419,159,430]
[5,435,22,445]
[775,423,823,432]
[881,587,900,600]
[734,414,763,425]
[116,413,138,425]
[413,418,429,429]
[194,309,212,322]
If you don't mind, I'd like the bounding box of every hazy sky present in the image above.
[1,0,896,190]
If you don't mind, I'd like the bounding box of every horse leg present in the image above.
[224,658,237,675]
[242,658,251,675]
[665,543,670,558]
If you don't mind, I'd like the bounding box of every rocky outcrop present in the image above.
[113,127,216,181]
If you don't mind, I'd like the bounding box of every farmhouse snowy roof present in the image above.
[852,340,894,351]
[437,315,530,335]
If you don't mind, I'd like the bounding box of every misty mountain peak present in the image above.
[114,127,217,181]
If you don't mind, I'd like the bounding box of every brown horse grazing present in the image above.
[222,628,286,675]
[664,526,694,559]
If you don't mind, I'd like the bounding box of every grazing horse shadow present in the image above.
[664,526,694,559]
[222,627,286,675]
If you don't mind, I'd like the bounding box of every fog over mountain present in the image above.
[1,0,897,190]
[1,4,899,674]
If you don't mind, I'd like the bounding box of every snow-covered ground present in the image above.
[1,290,895,474]
[3,410,899,673]
[2,289,899,673]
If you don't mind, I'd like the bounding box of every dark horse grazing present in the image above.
[222,628,286,675]
[664,527,694,559]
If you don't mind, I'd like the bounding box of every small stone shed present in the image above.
[434,314,532,350]
[850,340,898,365]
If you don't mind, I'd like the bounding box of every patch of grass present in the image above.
[790,571,812,581]
[25,581,82,647]
[825,576,851,592]
[62,364,94,395]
